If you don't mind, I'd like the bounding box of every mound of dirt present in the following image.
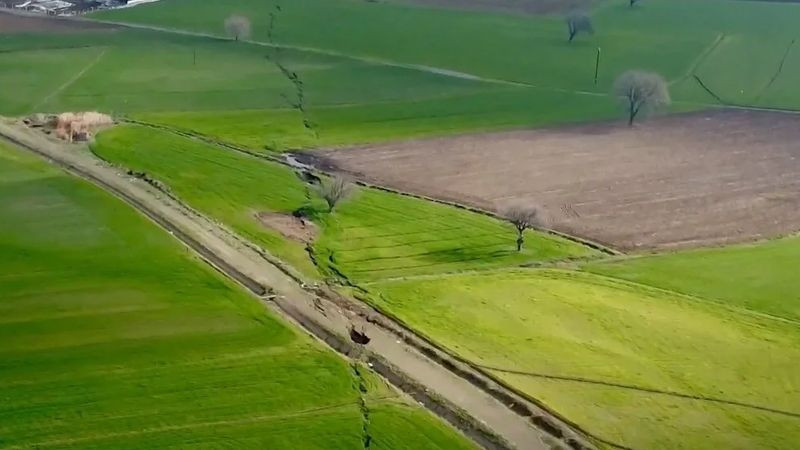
[25,111,114,142]
[256,212,318,243]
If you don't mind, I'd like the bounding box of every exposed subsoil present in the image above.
[318,109,800,251]
[0,9,115,33]
[256,211,318,243]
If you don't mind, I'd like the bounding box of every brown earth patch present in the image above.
[0,10,116,34]
[387,0,592,15]
[318,109,800,251]
[256,212,318,243]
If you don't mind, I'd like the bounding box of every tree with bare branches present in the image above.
[504,205,542,251]
[613,70,670,126]
[315,176,353,212]
[225,15,251,41]
[565,11,593,43]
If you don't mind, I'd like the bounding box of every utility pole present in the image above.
[594,47,601,85]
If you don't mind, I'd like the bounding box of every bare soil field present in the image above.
[389,0,592,15]
[0,10,114,33]
[316,110,800,251]
[255,211,318,243]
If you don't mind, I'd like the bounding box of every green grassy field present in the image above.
[0,26,623,150]
[90,125,596,282]
[133,87,620,151]
[4,0,799,151]
[95,0,800,104]
[0,139,477,449]
[584,236,800,323]
[369,269,800,450]
[0,29,485,116]
[5,0,800,447]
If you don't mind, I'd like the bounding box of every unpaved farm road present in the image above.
[0,121,591,450]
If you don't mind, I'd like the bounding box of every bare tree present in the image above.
[613,70,671,125]
[565,11,593,43]
[225,15,251,41]
[504,205,542,252]
[315,176,353,212]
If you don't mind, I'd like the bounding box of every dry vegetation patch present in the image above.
[321,110,800,251]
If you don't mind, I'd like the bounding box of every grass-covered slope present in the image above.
[370,269,800,450]
[584,236,800,322]
[90,125,596,282]
[0,141,476,449]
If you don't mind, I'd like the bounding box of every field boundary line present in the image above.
[0,121,577,450]
[30,46,108,113]
[476,364,800,419]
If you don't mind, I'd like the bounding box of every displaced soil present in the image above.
[318,109,800,251]
[388,0,592,15]
[0,9,115,34]
[256,211,318,243]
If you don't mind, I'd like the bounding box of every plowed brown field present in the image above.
[0,10,114,34]
[318,110,800,251]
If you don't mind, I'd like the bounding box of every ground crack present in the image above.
[352,363,373,449]
[264,3,319,143]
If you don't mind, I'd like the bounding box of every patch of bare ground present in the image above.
[386,0,592,15]
[0,10,115,34]
[319,109,800,251]
[255,212,318,243]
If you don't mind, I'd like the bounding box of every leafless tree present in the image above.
[565,11,593,43]
[315,176,353,212]
[504,205,543,252]
[613,70,670,126]
[225,15,251,41]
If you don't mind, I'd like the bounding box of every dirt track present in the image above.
[0,120,597,450]
[319,110,800,251]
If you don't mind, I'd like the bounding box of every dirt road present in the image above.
[0,120,596,450]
